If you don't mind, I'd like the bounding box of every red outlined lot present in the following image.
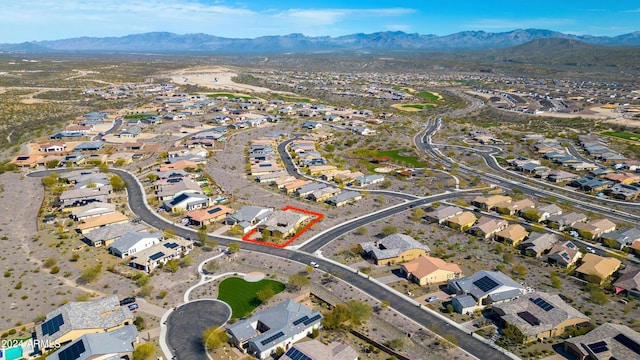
[241,205,323,249]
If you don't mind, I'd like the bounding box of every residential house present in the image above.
[400,256,463,286]
[601,228,640,250]
[155,178,203,201]
[495,199,536,216]
[563,323,640,360]
[163,193,209,213]
[524,204,563,222]
[547,241,583,268]
[446,211,478,231]
[11,155,42,168]
[469,217,509,240]
[575,253,622,284]
[39,141,67,153]
[106,152,135,165]
[519,233,560,257]
[572,218,617,240]
[187,205,235,227]
[326,191,362,207]
[225,206,273,234]
[70,202,115,221]
[307,165,338,176]
[354,174,385,187]
[76,212,130,234]
[546,170,579,183]
[73,141,104,152]
[547,212,587,231]
[448,270,528,314]
[257,211,310,239]
[613,266,640,299]
[35,295,133,351]
[471,195,512,211]
[424,205,463,224]
[495,224,530,247]
[359,234,430,265]
[109,231,163,258]
[605,183,640,200]
[159,160,198,172]
[283,179,311,194]
[129,238,193,272]
[226,299,323,360]
[83,223,146,247]
[46,325,138,360]
[492,292,589,344]
[308,187,341,202]
[282,340,357,360]
[570,176,613,193]
[295,183,328,198]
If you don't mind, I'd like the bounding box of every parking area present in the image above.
[166,299,231,360]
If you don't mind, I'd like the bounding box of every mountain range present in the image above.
[1,29,640,53]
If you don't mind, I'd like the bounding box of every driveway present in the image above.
[166,299,231,360]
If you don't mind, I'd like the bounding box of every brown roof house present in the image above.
[547,212,587,231]
[359,234,430,266]
[522,204,563,223]
[572,219,617,240]
[547,241,583,268]
[563,323,640,360]
[519,232,560,257]
[400,256,463,286]
[495,199,536,216]
[469,217,508,240]
[493,291,590,344]
[495,224,530,247]
[613,265,640,299]
[186,205,235,227]
[575,253,622,285]
[472,195,512,211]
[445,211,477,231]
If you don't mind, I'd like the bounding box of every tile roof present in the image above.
[360,234,430,260]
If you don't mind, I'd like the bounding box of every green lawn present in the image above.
[480,123,499,128]
[124,114,154,119]
[401,104,435,110]
[375,149,428,168]
[601,131,640,142]
[415,91,441,101]
[217,277,285,318]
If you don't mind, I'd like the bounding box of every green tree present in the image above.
[381,225,398,237]
[346,299,372,326]
[355,226,368,235]
[138,284,154,298]
[590,290,609,305]
[256,287,275,303]
[132,342,155,360]
[409,208,426,222]
[109,175,126,192]
[79,264,102,283]
[287,273,310,291]
[227,242,241,253]
[205,260,220,274]
[502,252,514,264]
[322,304,351,330]
[512,264,527,277]
[164,259,180,273]
[550,272,562,289]
[179,255,193,267]
[202,327,228,351]
[163,228,175,239]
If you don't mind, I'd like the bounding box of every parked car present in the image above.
[426,296,439,302]
[586,246,596,254]
[128,303,139,311]
[120,297,136,306]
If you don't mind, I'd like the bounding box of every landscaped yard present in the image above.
[375,149,428,168]
[601,131,640,142]
[217,277,286,318]
[415,91,442,102]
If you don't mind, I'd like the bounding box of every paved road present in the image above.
[417,118,640,225]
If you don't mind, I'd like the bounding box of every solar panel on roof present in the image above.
[472,276,499,292]
[303,314,322,326]
[292,316,309,326]
[566,242,576,248]
[58,340,86,360]
[207,207,222,214]
[163,242,178,249]
[587,341,609,354]
[16,156,29,161]
[517,311,540,326]
[149,252,165,260]
[260,331,285,346]
[41,314,64,336]
[614,333,640,355]
[284,347,313,360]
[561,253,570,260]
[531,297,555,311]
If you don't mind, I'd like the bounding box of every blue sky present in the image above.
[2,0,639,43]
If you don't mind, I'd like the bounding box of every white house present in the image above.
[109,231,163,258]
